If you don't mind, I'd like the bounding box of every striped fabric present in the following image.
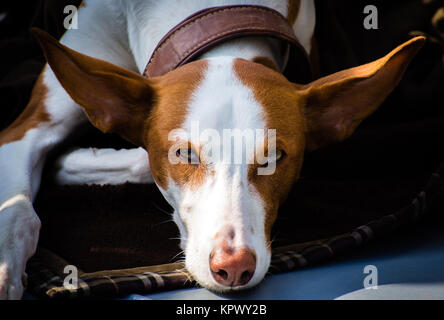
[27,262,195,299]
[26,165,443,299]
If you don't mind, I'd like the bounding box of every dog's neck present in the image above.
[198,36,288,72]
[123,1,289,74]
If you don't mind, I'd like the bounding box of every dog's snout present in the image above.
[209,246,256,287]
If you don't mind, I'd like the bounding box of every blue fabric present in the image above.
[336,283,444,299]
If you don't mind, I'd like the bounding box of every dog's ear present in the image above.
[31,28,156,146]
[299,36,425,152]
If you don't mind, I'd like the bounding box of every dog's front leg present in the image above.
[0,67,89,299]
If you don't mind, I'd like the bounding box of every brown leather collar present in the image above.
[143,5,312,82]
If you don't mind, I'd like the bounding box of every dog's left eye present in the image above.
[176,148,199,164]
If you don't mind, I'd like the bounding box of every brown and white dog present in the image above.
[0,0,424,299]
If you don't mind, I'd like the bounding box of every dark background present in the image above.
[1,0,443,272]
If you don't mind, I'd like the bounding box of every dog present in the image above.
[0,0,424,299]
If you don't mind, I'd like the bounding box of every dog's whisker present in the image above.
[151,201,173,216]
[170,250,185,262]
[153,219,174,227]
[169,237,184,241]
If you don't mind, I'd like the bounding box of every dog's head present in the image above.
[33,29,424,292]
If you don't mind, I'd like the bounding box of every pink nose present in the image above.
[210,246,256,287]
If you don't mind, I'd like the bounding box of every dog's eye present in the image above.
[275,150,285,162]
[259,149,286,167]
[176,148,199,164]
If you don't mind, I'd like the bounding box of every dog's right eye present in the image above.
[176,148,199,164]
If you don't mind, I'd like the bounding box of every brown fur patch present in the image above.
[233,58,306,245]
[287,0,301,26]
[145,60,209,190]
[0,70,50,147]
[252,57,280,72]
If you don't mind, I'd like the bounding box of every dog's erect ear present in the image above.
[299,36,425,152]
[31,28,156,146]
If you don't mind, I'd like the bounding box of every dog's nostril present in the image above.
[240,270,253,285]
[216,269,228,281]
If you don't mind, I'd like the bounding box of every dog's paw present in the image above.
[0,264,25,300]
[0,195,40,300]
